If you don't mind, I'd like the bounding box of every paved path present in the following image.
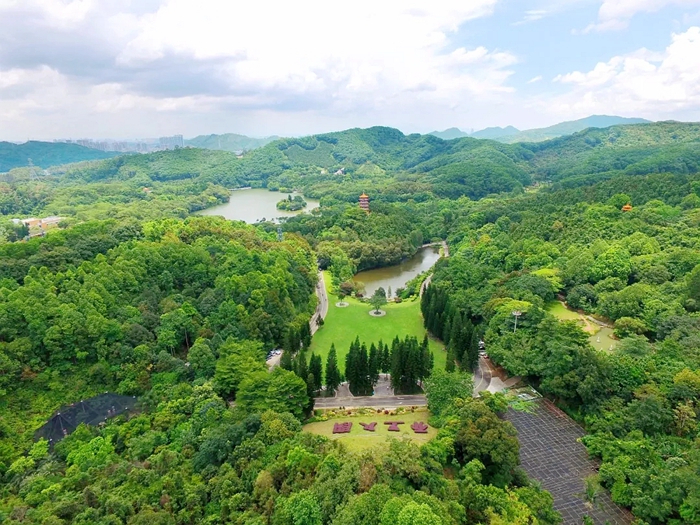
[419,241,449,297]
[506,400,633,525]
[266,353,281,370]
[473,356,493,394]
[314,395,427,409]
[310,270,329,336]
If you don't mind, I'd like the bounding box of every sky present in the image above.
[1,0,700,140]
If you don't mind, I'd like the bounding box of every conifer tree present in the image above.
[325,344,341,395]
[463,326,481,370]
[420,336,432,380]
[285,327,300,353]
[449,311,463,354]
[368,343,379,385]
[294,350,308,382]
[390,337,403,392]
[443,316,452,346]
[358,344,370,395]
[345,342,358,393]
[299,322,311,349]
[309,353,323,391]
[446,346,456,372]
[280,349,293,371]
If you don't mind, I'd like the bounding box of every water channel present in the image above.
[198,188,320,224]
[353,245,441,298]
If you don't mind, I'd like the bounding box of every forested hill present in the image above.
[430,116,650,143]
[527,120,700,181]
[0,141,118,172]
[5,121,699,220]
[210,121,700,197]
[497,115,651,143]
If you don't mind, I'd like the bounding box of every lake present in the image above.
[353,246,441,298]
[198,188,321,223]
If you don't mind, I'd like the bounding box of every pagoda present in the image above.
[621,203,633,212]
[359,192,370,213]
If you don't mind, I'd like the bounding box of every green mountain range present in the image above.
[430,115,652,144]
[471,125,520,140]
[63,121,700,206]
[185,133,279,152]
[500,115,651,143]
[0,141,118,172]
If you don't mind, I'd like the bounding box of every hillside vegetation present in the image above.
[2,122,699,223]
[2,119,700,524]
[430,115,651,143]
[422,169,700,523]
[499,115,650,143]
[0,141,117,172]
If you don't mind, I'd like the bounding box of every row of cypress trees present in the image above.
[421,285,481,371]
[345,335,433,395]
[281,334,435,398]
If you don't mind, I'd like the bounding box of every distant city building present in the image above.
[159,135,184,150]
[359,192,370,213]
[56,136,183,153]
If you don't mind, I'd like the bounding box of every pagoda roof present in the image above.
[360,193,369,198]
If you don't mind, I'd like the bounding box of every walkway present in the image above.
[506,400,633,525]
[419,240,449,297]
[314,394,427,409]
[310,270,329,336]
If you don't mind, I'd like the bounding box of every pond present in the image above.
[198,188,321,224]
[589,326,618,352]
[353,246,441,298]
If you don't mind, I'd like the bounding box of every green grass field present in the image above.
[303,409,437,452]
[545,301,581,321]
[309,272,445,373]
[546,301,618,352]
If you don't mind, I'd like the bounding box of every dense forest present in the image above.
[2,122,700,524]
[423,170,700,523]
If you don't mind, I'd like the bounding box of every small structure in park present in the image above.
[411,422,429,434]
[384,421,405,432]
[621,203,633,212]
[333,422,353,434]
[34,393,138,447]
[359,192,370,213]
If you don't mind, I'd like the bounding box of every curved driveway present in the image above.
[310,270,329,336]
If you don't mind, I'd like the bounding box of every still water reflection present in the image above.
[198,188,320,224]
[353,246,441,298]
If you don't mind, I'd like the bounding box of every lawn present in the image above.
[303,408,437,453]
[546,301,618,352]
[309,272,445,373]
[545,301,581,321]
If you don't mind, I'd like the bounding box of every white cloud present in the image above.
[0,0,524,139]
[583,0,700,32]
[528,75,543,83]
[550,26,700,117]
[117,0,509,100]
[513,9,548,25]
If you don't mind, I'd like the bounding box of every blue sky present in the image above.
[0,0,699,140]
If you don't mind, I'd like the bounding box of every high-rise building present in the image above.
[159,135,184,150]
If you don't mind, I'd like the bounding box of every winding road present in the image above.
[310,270,329,336]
